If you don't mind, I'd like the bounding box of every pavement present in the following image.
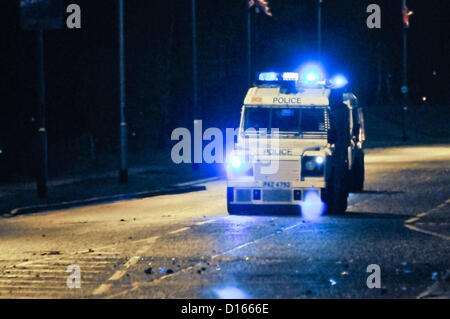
[0,164,219,217]
[0,145,449,299]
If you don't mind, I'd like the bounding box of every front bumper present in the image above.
[227,185,323,205]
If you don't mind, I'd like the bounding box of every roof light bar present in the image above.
[258,72,280,81]
[298,63,324,86]
[329,74,348,88]
[282,72,299,81]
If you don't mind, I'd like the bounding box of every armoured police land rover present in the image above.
[226,68,365,215]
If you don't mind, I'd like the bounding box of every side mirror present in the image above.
[328,128,337,144]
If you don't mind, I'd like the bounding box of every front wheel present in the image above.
[322,165,349,215]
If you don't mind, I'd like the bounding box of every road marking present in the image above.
[12,264,106,271]
[194,219,215,226]
[18,260,113,265]
[134,236,159,254]
[0,285,68,290]
[0,248,118,298]
[124,256,140,267]
[405,212,428,224]
[131,235,159,245]
[405,199,450,224]
[92,283,112,296]
[212,221,304,259]
[135,247,149,255]
[405,224,450,241]
[417,270,450,299]
[0,274,99,280]
[0,268,101,275]
[101,256,141,283]
[0,242,124,298]
[108,270,127,281]
[404,198,450,241]
[168,227,190,234]
[91,237,160,295]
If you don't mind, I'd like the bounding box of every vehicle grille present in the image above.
[235,189,252,202]
[263,189,292,202]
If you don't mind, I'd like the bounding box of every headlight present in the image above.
[227,153,253,177]
[305,159,316,171]
[231,155,243,169]
[302,156,325,177]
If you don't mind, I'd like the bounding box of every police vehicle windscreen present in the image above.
[243,107,326,134]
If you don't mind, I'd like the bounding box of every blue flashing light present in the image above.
[330,74,348,88]
[299,63,323,85]
[315,156,324,164]
[258,72,279,81]
[231,155,243,169]
[306,72,318,82]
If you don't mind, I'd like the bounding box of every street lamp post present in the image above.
[318,0,322,60]
[192,0,199,120]
[247,1,252,87]
[401,0,409,141]
[118,0,128,183]
[192,0,202,170]
[36,29,48,198]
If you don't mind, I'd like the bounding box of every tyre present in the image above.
[350,150,364,192]
[322,165,349,215]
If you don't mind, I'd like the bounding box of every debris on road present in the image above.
[40,251,60,256]
[158,267,167,274]
[144,267,153,275]
[403,269,412,274]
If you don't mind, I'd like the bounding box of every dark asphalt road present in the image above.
[0,145,449,299]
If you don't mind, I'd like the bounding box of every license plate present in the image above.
[262,181,291,189]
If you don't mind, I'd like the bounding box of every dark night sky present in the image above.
[0,0,449,180]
